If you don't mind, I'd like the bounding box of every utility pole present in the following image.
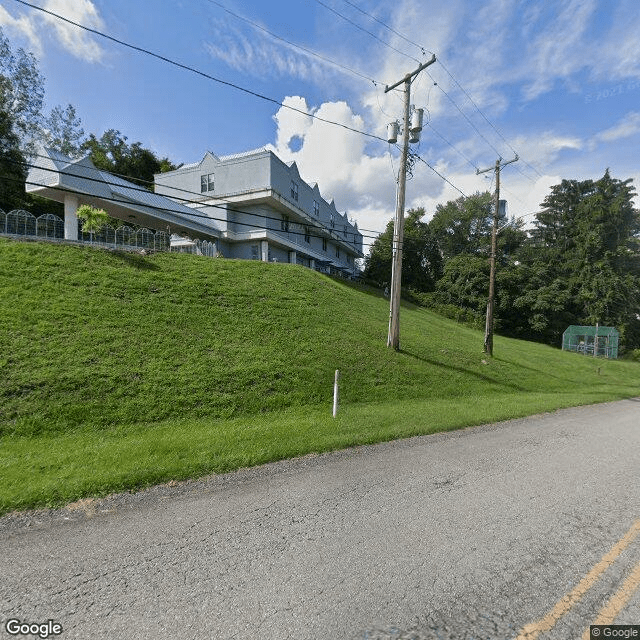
[476,155,518,356]
[385,54,436,351]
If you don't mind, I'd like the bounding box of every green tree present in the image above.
[514,171,640,349]
[363,208,443,292]
[428,191,493,260]
[0,106,26,211]
[44,104,85,156]
[81,129,176,189]
[0,27,44,159]
[77,204,108,233]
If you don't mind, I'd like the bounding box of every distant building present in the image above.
[155,148,364,276]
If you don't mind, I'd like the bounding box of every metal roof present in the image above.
[27,147,221,240]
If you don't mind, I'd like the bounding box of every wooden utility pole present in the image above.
[476,155,518,356]
[385,55,436,351]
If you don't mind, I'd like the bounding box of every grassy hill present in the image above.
[2,237,639,512]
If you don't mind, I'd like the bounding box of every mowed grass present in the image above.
[1,237,639,513]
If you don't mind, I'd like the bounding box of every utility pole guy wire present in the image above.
[385,55,436,351]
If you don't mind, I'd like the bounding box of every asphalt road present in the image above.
[1,399,639,639]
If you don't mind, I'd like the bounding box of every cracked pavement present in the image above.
[1,399,639,639]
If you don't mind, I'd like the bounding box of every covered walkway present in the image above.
[26,147,222,242]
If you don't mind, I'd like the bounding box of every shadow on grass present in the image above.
[400,349,526,391]
[108,250,161,271]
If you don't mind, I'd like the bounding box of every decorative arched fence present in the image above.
[0,209,169,252]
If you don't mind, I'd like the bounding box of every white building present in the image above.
[155,148,364,276]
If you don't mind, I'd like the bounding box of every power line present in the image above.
[331,0,543,181]
[436,59,543,179]
[308,0,419,64]
[11,0,386,144]
[204,0,384,86]
[412,153,467,198]
[338,0,429,56]
[13,0,470,198]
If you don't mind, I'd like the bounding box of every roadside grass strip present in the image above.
[1,392,638,514]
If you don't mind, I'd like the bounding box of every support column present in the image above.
[310,258,315,270]
[288,250,296,264]
[64,195,79,241]
[260,240,269,262]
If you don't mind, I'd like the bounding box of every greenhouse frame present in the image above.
[562,325,619,359]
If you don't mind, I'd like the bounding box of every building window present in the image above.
[304,226,310,243]
[313,200,319,217]
[250,244,259,260]
[281,215,290,232]
[290,180,299,201]
[322,238,327,252]
[200,173,214,193]
[330,213,335,228]
[335,245,340,258]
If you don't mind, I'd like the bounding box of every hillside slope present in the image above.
[2,237,639,438]
[3,237,640,511]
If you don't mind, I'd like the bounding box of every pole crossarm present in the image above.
[384,55,436,93]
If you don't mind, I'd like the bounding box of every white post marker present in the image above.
[333,370,340,418]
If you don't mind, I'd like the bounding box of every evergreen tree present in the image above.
[515,171,640,349]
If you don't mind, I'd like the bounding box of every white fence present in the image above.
[0,209,169,251]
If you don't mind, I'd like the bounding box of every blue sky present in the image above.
[2,0,640,249]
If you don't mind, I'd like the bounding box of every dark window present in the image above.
[322,238,327,252]
[290,181,299,201]
[304,226,310,243]
[281,215,290,232]
[313,200,319,217]
[201,173,214,193]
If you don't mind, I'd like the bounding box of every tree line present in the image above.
[364,175,640,352]
[0,27,177,216]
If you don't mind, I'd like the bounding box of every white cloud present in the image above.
[41,0,104,63]
[0,0,104,62]
[0,4,42,55]
[204,26,320,82]
[591,111,640,145]
[521,0,597,100]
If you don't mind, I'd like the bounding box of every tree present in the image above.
[0,106,26,211]
[80,129,176,189]
[514,171,640,348]
[0,27,45,159]
[364,207,443,292]
[77,204,108,233]
[428,192,493,260]
[44,104,85,156]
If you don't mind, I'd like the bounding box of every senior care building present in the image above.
[26,146,364,277]
[154,147,364,276]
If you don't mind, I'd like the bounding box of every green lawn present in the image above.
[1,237,639,513]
